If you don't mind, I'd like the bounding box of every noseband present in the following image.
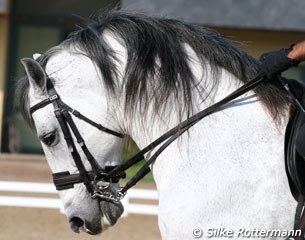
[30,47,301,205]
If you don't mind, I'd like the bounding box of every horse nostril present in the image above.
[72,217,84,227]
[69,216,84,233]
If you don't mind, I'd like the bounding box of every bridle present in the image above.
[30,47,301,205]
[30,79,126,202]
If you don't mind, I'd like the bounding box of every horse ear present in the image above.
[20,58,47,95]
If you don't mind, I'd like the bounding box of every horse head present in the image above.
[20,50,125,234]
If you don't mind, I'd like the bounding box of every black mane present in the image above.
[17,10,291,128]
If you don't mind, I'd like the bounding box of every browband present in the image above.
[30,78,124,138]
[30,94,59,114]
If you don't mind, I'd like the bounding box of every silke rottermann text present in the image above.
[194,228,302,238]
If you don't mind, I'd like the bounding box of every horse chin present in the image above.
[100,200,124,226]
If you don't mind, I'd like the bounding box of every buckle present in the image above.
[49,94,59,101]
[92,172,126,202]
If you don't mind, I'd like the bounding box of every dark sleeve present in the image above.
[259,46,299,78]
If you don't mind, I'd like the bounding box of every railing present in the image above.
[0,181,158,216]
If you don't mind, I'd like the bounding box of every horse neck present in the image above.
[121,67,249,150]
[104,33,289,161]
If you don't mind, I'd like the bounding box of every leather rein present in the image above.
[30,47,300,204]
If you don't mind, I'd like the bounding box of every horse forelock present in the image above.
[17,10,292,130]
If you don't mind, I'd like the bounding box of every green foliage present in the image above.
[121,137,154,183]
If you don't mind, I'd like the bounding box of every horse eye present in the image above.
[41,131,57,146]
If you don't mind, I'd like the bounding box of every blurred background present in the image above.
[0,0,305,239]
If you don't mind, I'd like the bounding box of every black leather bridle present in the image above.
[30,47,301,205]
[30,79,126,201]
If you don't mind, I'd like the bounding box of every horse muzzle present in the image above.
[68,197,124,235]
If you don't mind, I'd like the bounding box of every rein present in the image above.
[30,47,300,202]
[109,74,266,193]
[31,74,266,201]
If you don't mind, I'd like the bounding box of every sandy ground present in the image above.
[0,154,161,240]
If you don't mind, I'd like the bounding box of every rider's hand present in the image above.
[259,48,298,77]
[288,41,305,62]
